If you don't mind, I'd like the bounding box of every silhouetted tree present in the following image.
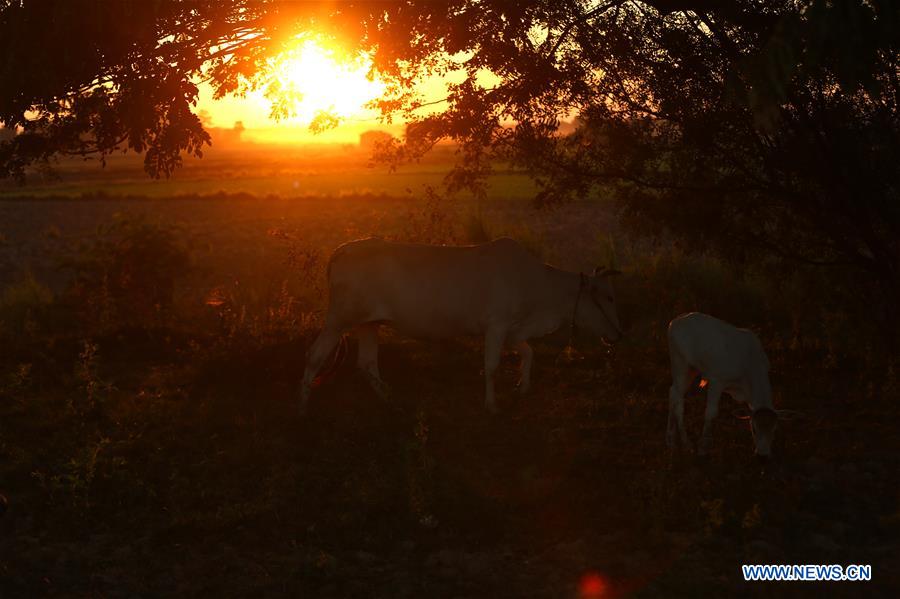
[1,0,898,331]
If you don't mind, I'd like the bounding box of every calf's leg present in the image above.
[698,380,723,455]
[667,370,692,448]
[299,323,343,415]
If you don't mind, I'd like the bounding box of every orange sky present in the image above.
[196,80,397,145]
[196,41,491,145]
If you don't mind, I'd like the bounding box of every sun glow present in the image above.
[267,40,385,125]
[195,38,469,143]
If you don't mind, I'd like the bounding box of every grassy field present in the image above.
[0,148,898,597]
[0,142,538,200]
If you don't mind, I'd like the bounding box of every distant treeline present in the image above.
[0,191,407,203]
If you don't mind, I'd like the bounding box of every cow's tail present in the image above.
[312,333,349,388]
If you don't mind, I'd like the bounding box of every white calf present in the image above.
[667,312,777,459]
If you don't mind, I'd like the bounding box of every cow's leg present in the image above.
[299,324,343,415]
[356,323,389,399]
[698,379,723,456]
[667,368,692,449]
[514,340,534,394]
[483,326,507,413]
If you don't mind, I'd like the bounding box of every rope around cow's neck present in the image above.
[593,287,623,341]
[569,272,588,348]
[569,272,623,347]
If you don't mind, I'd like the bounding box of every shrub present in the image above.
[463,206,492,243]
[396,187,461,245]
[0,270,54,338]
[62,216,191,332]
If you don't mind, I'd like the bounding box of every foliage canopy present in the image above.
[1,0,898,327]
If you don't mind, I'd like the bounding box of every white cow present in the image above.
[300,237,622,414]
[667,312,777,459]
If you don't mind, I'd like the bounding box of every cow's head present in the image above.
[580,266,623,343]
[750,407,778,461]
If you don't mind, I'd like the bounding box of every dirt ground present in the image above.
[1,327,897,598]
[0,196,897,597]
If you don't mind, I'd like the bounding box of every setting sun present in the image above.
[267,40,384,125]
[195,39,391,143]
[2,1,896,596]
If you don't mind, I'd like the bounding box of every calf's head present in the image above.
[580,266,622,343]
[750,407,778,459]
